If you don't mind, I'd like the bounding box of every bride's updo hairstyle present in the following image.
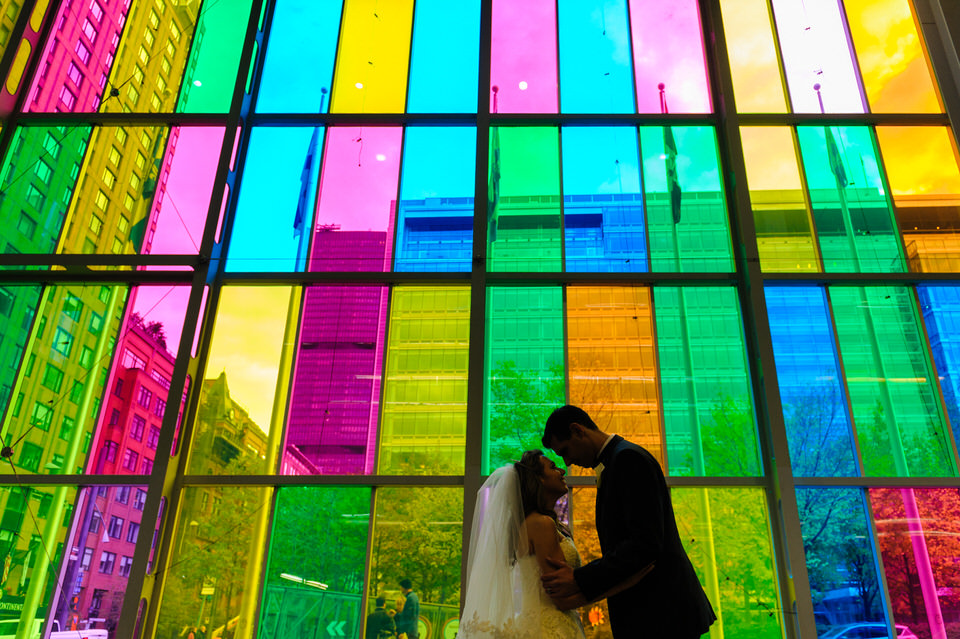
[514,450,551,517]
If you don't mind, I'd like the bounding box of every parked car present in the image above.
[820,622,918,639]
[0,618,108,639]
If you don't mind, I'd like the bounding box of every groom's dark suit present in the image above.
[573,436,716,638]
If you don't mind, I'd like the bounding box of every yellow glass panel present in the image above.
[877,126,960,271]
[719,0,787,113]
[567,286,662,469]
[29,0,48,31]
[5,40,29,95]
[330,0,415,113]
[844,0,942,113]
[740,126,820,271]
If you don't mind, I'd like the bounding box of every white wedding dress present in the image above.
[458,466,586,639]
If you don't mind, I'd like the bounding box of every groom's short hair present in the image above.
[542,405,598,446]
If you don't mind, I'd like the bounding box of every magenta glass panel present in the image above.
[308,127,402,272]
[490,0,558,113]
[628,0,712,114]
[283,285,388,475]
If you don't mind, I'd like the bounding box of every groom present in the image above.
[540,405,716,638]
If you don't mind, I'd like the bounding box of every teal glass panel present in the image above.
[395,126,476,272]
[655,287,759,477]
[378,287,470,475]
[176,0,255,113]
[917,285,960,447]
[797,126,903,272]
[259,487,370,638]
[561,126,646,272]
[256,0,343,113]
[765,286,858,476]
[797,488,886,635]
[674,488,783,638]
[829,286,956,477]
[0,285,41,414]
[227,127,324,272]
[0,485,78,630]
[407,0,480,113]
[557,0,635,113]
[488,127,562,272]
[640,126,733,272]
[370,487,463,635]
[484,287,564,472]
[0,126,90,256]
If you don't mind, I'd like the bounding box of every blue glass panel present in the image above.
[407,0,481,113]
[561,126,646,272]
[918,285,960,450]
[558,0,635,113]
[394,127,476,272]
[796,488,887,634]
[256,0,344,113]
[765,286,858,476]
[227,127,324,272]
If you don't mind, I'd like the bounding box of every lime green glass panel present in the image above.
[876,126,960,272]
[655,287,760,477]
[176,0,255,113]
[330,0,415,113]
[484,287,564,472]
[829,286,956,477]
[1,284,127,476]
[187,286,295,475]
[741,126,820,272]
[488,127,562,272]
[843,0,942,114]
[259,487,370,638]
[797,126,904,273]
[155,485,271,639]
[379,287,470,475]
[0,485,77,630]
[718,0,787,113]
[641,126,734,272]
[675,487,783,638]
[369,487,463,634]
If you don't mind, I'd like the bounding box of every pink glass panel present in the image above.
[490,0,558,113]
[309,126,402,272]
[628,0,711,114]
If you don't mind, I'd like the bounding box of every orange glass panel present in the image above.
[741,126,820,271]
[719,0,787,113]
[330,0,415,113]
[843,0,942,113]
[566,286,662,470]
[877,126,960,272]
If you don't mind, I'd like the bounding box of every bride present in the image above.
[458,450,586,639]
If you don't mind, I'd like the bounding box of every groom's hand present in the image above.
[541,557,586,609]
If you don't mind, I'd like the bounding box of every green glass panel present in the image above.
[488,127,562,272]
[655,287,760,477]
[797,126,903,273]
[259,487,370,638]
[155,486,271,639]
[641,126,734,272]
[0,285,41,414]
[0,485,78,630]
[379,287,470,475]
[176,0,255,113]
[0,126,90,256]
[484,287,564,472]
[1,284,127,476]
[369,487,462,634]
[674,487,783,639]
[829,286,956,477]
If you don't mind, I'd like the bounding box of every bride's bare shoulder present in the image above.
[524,513,556,537]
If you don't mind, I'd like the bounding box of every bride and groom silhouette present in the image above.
[458,405,716,639]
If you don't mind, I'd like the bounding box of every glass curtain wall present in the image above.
[0,0,958,638]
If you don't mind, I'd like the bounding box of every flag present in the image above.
[488,126,501,243]
[664,125,682,224]
[825,126,848,189]
[294,127,321,238]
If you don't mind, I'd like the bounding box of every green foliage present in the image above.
[700,394,761,476]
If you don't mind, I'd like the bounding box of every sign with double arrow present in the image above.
[326,620,347,637]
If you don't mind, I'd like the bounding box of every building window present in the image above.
[133,489,146,511]
[108,516,123,538]
[82,18,97,42]
[74,40,91,64]
[30,402,52,431]
[94,190,108,210]
[90,1,104,22]
[89,514,101,534]
[59,416,75,441]
[66,62,82,86]
[126,521,140,544]
[41,363,64,392]
[62,294,82,320]
[69,381,83,404]
[115,486,130,504]
[153,397,165,418]
[140,457,153,475]
[130,414,146,441]
[122,448,138,472]
[53,327,73,356]
[89,312,103,335]
[147,425,160,450]
[80,547,93,570]
[108,408,120,426]
[98,552,116,574]
[78,346,94,369]
[103,440,118,463]
[42,132,61,159]
[114,378,124,397]
[17,442,42,472]
[16,212,36,238]
[119,555,133,577]
[137,386,153,408]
